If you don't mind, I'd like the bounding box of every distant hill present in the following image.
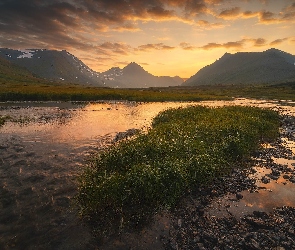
[101,62,183,88]
[0,48,104,86]
[184,48,295,86]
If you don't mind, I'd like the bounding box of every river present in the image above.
[0,99,295,249]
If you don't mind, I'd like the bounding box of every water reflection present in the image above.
[0,102,199,148]
[1,99,295,248]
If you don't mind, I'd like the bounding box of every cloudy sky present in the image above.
[0,0,294,78]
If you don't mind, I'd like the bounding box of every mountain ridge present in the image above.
[101,62,183,88]
[0,48,105,86]
[184,48,295,86]
[0,48,183,88]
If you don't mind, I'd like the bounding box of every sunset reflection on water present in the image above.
[1,99,295,248]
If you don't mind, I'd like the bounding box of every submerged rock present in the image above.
[113,128,140,142]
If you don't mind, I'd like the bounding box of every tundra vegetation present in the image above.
[76,105,280,236]
[0,81,295,102]
[0,115,11,126]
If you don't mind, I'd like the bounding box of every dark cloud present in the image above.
[281,4,295,21]
[179,42,196,50]
[139,62,150,66]
[137,43,176,51]
[147,6,175,18]
[0,0,293,72]
[184,0,208,16]
[259,11,277,23]
[200,40,244,50]
[184,37,274,51]
[95,42,132,56]
[258,3,295,24]
[113,23,140,32]
[0,0,211,53]
[242,10,258,18]
[0,0,92,52]
[196,20,225,29]
[269,38,288,46]
[253,38,267,47]
[0,0,227,42]
[219,7,241,19]
[216,3,295,23]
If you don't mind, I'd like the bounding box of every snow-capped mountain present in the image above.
[0,48,104,86]
[184,48,295,86]
[0,48,183,88]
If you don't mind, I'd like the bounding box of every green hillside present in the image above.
[0,56,45,84]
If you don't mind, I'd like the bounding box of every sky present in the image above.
[0,0,294,78]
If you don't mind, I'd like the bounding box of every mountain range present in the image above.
[0,48,183,88]
[184,48,295,86]
[1,48,294,88]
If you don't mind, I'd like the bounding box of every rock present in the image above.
[261,176,270,184]
[243,217,269,228]
[197,207,205,216]
[236,193,243,200]
[244,238,260,250]
[177,219,182,228]
[253,211,269,219]
[197,243,206,250]
[266,174,279,180]
[113,128,140,142]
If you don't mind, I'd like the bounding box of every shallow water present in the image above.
[0,101,202,249]
[1,99,295,249]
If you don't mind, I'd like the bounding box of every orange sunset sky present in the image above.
[0,0,294,78]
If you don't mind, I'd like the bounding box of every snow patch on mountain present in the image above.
[17,49,35,59]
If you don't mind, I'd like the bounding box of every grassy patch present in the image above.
[0,115,11,127]
[76,106,280,236]
[0,114,35,127]
[1,82,295,102]
[0,83,233,102]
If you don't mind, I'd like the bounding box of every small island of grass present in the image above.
[76,105,280,236]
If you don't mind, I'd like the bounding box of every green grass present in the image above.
[76,105,280,236]
[0,82,233,102]
[1,81,295,102]
[0,115,11,127]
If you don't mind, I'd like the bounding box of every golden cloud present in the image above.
[137,43,176,51]
[218,7,241,19]
[269,38,288,46]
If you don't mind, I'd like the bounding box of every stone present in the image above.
[236,193,243,200]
